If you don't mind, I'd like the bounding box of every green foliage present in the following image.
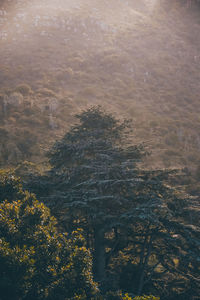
[0,169,24,203]
[40,107,147,283]
[14,161,41,180]
[0,1,199,298]
[34,107,199,299]
[133,296,159,300]
[0,172,98,300]
[105,291,159,300]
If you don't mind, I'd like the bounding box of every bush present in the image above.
[0,171,98,300]
[105,291,159,300]
[36,88,56,97]
[14,84,32,96]
[133,296,159,300]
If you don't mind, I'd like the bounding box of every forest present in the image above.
[0,0,200,299]
[0,107,199,300]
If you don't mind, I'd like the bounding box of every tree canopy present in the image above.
[0,170,98,300]
[27,107,200,299]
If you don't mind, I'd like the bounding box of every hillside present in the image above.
[0,0,200,189]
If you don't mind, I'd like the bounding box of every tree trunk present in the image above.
[93,227,106,284]
[137,234,153,295]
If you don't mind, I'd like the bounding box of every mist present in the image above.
[0,1,200,299]
[0,0,200,171]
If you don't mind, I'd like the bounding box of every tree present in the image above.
[35,106,145,284]
[28,107,200,298]
[0,169,24,203]
[0,171,98,300]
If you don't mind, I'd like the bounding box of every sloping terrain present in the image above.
[0,0,200,189]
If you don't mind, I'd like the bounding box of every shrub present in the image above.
[37,88,56,97]
[105,291,159,300]
[0,171,99,300]
[14,84,32,96]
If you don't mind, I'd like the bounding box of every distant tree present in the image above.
[14,84,32,96]
[0,171,98,300]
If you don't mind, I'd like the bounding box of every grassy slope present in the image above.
[0,0,200,189]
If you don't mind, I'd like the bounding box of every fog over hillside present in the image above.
[0,0,200,188]
[1,3,200,299]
